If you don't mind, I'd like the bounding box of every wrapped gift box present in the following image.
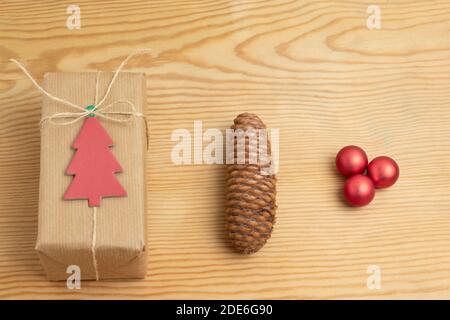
[35,72,147,280]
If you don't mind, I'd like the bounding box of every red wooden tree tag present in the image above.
[64,115,127,207]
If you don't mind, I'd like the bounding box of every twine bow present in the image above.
[10,48,151,128]
[39,99,143,126]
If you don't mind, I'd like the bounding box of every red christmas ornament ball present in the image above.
[367,156,399,189]
[336,145,368,176]
[343,174,375,207]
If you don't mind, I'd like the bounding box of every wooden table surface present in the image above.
[1,0,450,299]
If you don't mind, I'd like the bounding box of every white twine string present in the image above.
[90,73,101,281]
[10,49,152,281]
[94,71,100,106]
[91,207,99,281]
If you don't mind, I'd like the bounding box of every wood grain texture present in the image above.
[1,0,450,299]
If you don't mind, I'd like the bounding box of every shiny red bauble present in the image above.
[343,174,375,207]
[367,156,399,189]
[336,145,368,177]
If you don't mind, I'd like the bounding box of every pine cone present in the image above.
[225,113,277,254]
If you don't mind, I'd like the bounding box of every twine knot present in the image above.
[85,105,96,117]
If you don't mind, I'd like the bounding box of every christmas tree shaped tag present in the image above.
[64,105,127,207]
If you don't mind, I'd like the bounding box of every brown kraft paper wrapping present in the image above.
[35,72,147,281]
